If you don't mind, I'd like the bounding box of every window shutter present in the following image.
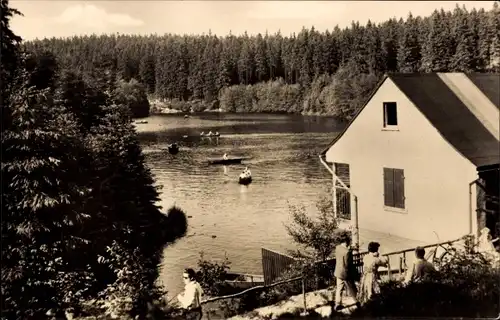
[393,169,405,209]
[383,168,394,207]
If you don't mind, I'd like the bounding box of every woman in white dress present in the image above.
[477,227,500,264]
[358,242,389,305]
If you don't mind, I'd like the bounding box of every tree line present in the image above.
[23,3,500,119]
[1,0,186,318]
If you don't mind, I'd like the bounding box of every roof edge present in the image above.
[320,74,390,157]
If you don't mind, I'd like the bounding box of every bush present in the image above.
[196,252,234,297]
[352,247,500,318]
[114,78,150,118]
[285,196,346,262]
[219,80,303,114]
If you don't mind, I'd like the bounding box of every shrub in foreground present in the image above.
[352,248,500,318]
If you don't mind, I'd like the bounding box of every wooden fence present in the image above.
[261,248,296,285]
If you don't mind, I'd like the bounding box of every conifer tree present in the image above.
[139,54,156,95]
[420,10,454,72]
[450,6,476,72]
[254,33,269,82]
[488,1,500,71]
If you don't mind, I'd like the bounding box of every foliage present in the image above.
[219,79,303,114]
[1,1,188,317]
[208,194,348,318]
[25,50,59,90]
[150,98,214,114]
[196,251,233,297]
[285,196,346,262]
[0,0,22,88]
[352,244,500,318]
[20,3,499,118]
[113,78,151,118]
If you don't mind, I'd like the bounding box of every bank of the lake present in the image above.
[135,113,344,298]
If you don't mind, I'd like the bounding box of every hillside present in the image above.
[23,3,500,119]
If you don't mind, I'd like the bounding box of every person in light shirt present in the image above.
[177,268,204,320]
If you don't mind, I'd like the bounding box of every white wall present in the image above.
[325,78,478,243]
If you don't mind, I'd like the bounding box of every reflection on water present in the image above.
[137,113,342,297]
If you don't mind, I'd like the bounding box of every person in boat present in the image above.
[223,153,228,160]
[208,131,213,136]
[200,131,205,136]
[177,268,204,320]
[242,167,251,178]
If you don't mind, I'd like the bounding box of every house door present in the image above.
[334,163,351,220]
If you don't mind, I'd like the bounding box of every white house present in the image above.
[320,73,499,245]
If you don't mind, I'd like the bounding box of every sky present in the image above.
[10,1,497,40]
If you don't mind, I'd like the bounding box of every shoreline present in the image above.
[148,99,338,117]
[149,107,335,118]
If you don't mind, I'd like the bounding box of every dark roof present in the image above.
[466,73,500,110]
[321,73,500,168]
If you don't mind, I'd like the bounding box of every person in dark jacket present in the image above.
[403,247,436,284]
[334,231,361,310]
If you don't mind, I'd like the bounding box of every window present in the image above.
[383,168,405,209]
[334,163,351,220]
[383,102,398,127]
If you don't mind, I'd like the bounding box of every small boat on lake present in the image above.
[239,174,252,185]
[167,143,179,155]
[223,272,264,289]
[135,120,148,124]
[239,168,252,185]
[208,157,244,165]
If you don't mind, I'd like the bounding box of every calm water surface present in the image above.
[135,113,343,297]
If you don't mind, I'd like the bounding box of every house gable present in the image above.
[323,73,500,168]
[324,77,478,242]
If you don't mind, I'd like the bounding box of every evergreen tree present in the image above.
[138,54,156,95]
[488,1,500,71]
[476,8,491,72]
[218,39,234,89]
[2,69,90,318]
[238,36,254,85]
[450,6,476,72]
[1,0,23,130]
[420,10,454,72]
[380,18,400,72]
[254,33,269,82]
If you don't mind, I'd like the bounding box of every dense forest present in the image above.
[1,0,186,318]
[24,3,500,119]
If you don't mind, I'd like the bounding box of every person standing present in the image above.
[334,231,361,311]
[403,247,436,284]
[358,242,389,304]
[477,227,500,264]
[177,268,204,320]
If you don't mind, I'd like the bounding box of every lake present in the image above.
[135,113,343,297]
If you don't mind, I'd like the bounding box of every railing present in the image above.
[368,236,467,281]
[200,236,466,301]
